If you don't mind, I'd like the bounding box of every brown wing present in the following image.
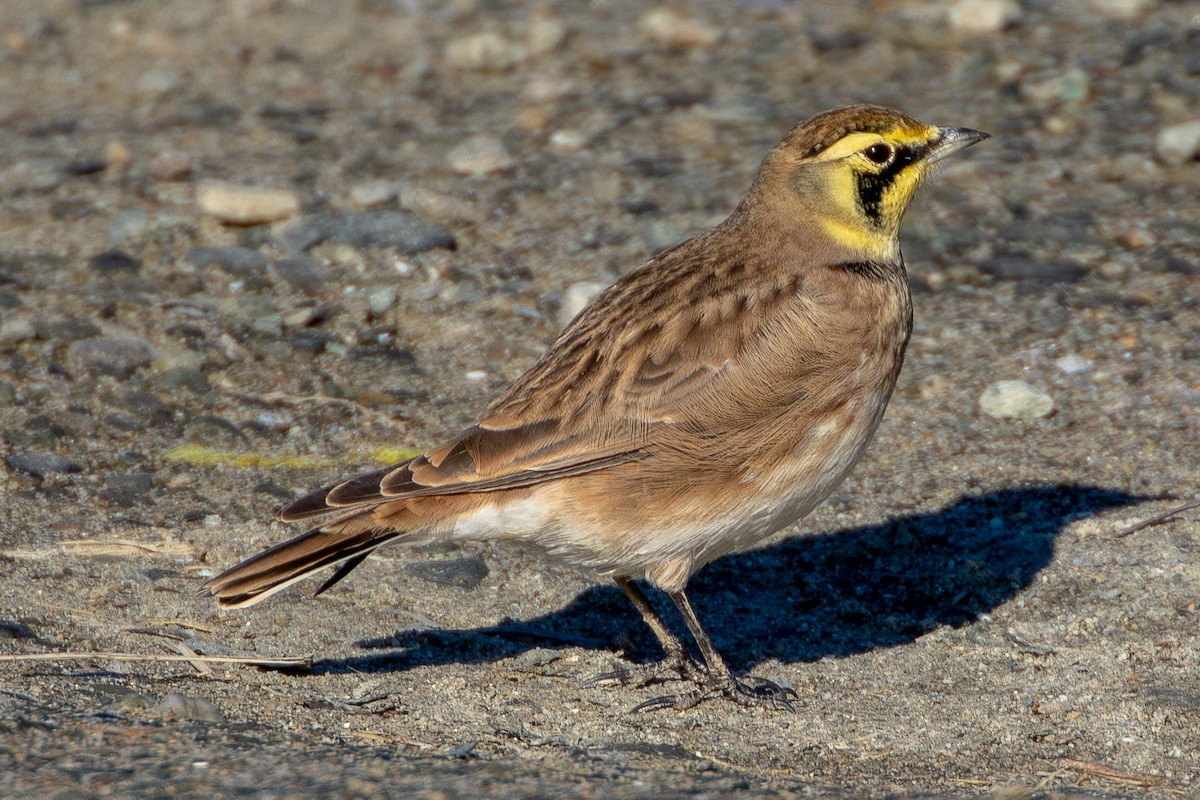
[279,425,644,522]
[282,221,826,523]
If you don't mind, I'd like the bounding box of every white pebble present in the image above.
[397,185,481,223]
[526,13,567,56]
[465,370,488,381]
[445,31,526,72]
[367,286,398,315]
[1154,120,1200,167]
[196,181,300,225]
[559,281,606,328]
[448,135,515,177]
[0,315,36,345]
[549,129,590,153]
[348,179,402,208]
[149,150,193,181]
[1086,0,1157,17]
[979,380,1055,420]
[136,67,182,97]
[946,0,1021,34]
[639,8,720,48]
[255,410,294,432]
[1054,354,1092,375]
[1020,68,1090,107]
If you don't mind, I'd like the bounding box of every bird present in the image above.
[205,105,988,711]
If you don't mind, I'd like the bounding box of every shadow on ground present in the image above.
[314,485,1142,676]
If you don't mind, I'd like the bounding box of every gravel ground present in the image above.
[1,0,1198,797]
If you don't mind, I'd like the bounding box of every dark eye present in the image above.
[864,143,892,164]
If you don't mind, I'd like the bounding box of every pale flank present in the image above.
[206,105,988,710]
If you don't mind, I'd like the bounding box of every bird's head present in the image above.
[752,105,988,262]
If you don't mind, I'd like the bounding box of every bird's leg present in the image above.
[586,577,705,688]
[632,588,797,712]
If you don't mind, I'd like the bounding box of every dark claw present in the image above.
[583,668,648,688]
[728,676,798,712]
[631,694,685,713]
[629,674,797,713]
[584,653,705,689]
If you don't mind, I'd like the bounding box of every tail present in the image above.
[203,513,411,608]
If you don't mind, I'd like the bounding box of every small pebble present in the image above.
[397,186,480,224]
[639,7,721,48]
[549,129,590,154]
[105,140,133,175]
[149,150,193,181]
[1,158,64,193]
[280,211,455,254]
[510,647,563,670]
[35,318,100,341]
[526,13,567,56]
[281,305,321,328]
[186,245,270,281]
[1113,226,1154,249]
[1086,0,1157,16]
[106,691,153,714]
[367,286,398,315]
[946,0,1021,34]
[184,415,247,446]
[0,315,37,345]
[1019,67,1090,107]
[918,373,950,401]
[445,31,527,72]
[447,135,515,177]
[406,557,489,590]
[66,336,155,377]
[465,370,488,381]
[1055,354,1092,375]
[271,256,329,295]
[158,692,226,723]
[136,67,183,97]
[559,281,606,327]
[196,180,301,225]
[106,208,194,249]
[516,107,552,132]
[1154,120,1200,166]
[88,249,142,275]
[100,472,154,506]
[523,74,573,104]
[978,256,1087,283]
[254,410,294,432]
[348,179,402,208]
[4,450,82,480]
[151,367,210,394]
[979,380,1054,420]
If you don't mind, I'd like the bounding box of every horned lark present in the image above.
[206,105,987,710]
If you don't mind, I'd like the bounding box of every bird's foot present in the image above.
[632,673,797,713]
[585,650,706,689]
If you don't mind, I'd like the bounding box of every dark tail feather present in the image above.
[313,552,371,597]
[204,522,407,608]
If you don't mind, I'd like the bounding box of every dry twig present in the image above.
[0,651,309,669]
[1113,498,1200,538]
[1061,757,1164,788]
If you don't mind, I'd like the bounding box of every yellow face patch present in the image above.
[804,123,942,257]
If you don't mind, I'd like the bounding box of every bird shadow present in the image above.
[310,485,1143,677]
